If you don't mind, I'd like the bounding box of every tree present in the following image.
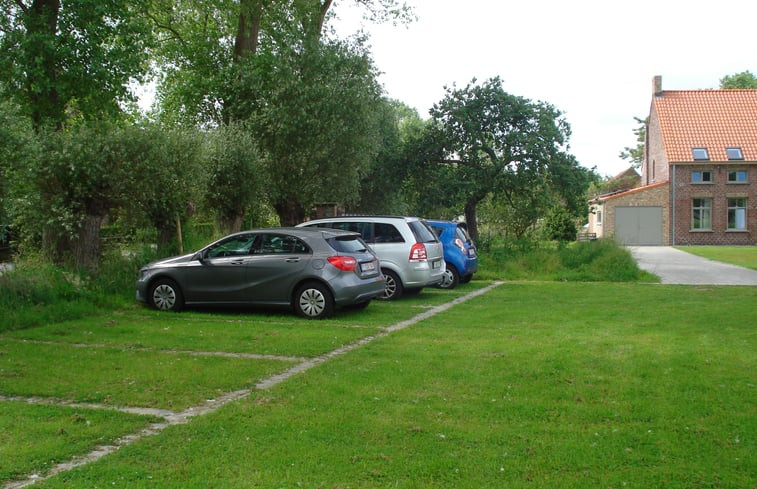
[0,0,154,129]
[151,0,412,126]
[352,99,423,214]
[720,71,757,89]
[421,77,589,240]
[233,40,385,225]
[204,124,267,233]
[619,116,646,169]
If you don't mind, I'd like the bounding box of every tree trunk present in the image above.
[220,210,246,234]
[234,0,264,60]
[74,213,105,271]
[464,199,479,241]
[25,0,64,129]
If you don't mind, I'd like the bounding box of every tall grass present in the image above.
[477,238,658,282]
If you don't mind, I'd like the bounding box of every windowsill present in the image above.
[689,229,713,232]
[691,182,713,185]
[725,229,749,233]
[726,181,749,184]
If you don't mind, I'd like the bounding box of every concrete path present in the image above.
[628,246,757,285]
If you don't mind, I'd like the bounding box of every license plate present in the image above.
[361,261,376,272]
[432,260,441,269]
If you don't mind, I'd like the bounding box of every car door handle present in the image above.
[230,259,244,265]
[285,257,301,263]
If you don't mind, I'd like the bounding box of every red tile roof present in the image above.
[598,181,668,202]
[653,89,757,163]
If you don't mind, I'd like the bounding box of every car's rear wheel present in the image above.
[459,273,473,284]
[149,278,184,311]
[379,269,403,300]
[438,263,459,289]
[295,282,334,319]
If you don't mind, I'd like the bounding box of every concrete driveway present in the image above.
[628,246,757,285]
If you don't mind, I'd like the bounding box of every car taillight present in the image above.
[328,255,357,271]
[408,243,427,262]
[454,238,465,252]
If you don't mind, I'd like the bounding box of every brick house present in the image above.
[589,76,757,245]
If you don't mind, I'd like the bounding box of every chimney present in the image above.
[653,75,663,97]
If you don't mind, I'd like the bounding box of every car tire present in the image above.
[437,263,459,289]
[295,281,334,319]
[459,273,473,284]
[149,278,184,312]
[379,269,403,300]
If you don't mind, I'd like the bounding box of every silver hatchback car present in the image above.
[136,227,385,319]
[297,216,445,300]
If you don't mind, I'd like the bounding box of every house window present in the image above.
[727,198,747,230]
[692,147,710,161]
[727,170,747,183]
[596,210,602,225]
[726,147,744,160]
[692,198,712,230]
[692,170,712,183]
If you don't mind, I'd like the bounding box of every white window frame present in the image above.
[692,198,712,231]
[727,198,747,230]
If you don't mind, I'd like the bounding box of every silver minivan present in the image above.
[297,216,445,300]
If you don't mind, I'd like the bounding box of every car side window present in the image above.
[256,234,310,254]
[373,223,404,243]
[206,234,258,258]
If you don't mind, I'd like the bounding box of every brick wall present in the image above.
[602,182,670,245]
[642,105,670,186]
[672,164,756,245]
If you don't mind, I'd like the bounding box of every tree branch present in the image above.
[13,0,29,13]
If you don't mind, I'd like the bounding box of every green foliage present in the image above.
[719,70,757,88]
[412,77,593,239]
[6,121,203,267]
[543,206,578,241]
[203,124,268,233]
[233,40,385,224]
[0,0,154,127]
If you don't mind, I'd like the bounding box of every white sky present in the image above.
[331,0,757,176]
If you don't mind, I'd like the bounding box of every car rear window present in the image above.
[327,236,370,253]
[409,221,438,243]
[455,225,471,242]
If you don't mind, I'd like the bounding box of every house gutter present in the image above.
[671,164,676,246]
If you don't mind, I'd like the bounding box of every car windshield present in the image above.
[409,221,438,243]
[327,235,369,253]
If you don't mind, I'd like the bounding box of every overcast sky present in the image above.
[332,0,757,176]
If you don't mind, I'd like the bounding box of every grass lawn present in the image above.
[2,282,754,488]
[676,245,757,270]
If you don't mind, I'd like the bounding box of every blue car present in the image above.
[426,220,478,289]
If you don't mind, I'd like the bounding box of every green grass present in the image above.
[0,402,160,483]
[2,283,755,488]
[677,245,757,270]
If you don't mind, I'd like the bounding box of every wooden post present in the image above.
[176,214,184,255]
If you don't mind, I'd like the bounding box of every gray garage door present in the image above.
[614,206,663,245]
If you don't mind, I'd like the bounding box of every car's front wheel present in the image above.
[149,278,184,311]
[295,282,334,319]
